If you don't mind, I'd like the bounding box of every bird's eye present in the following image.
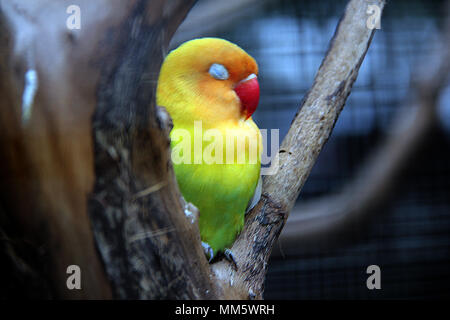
[209,63,229,80]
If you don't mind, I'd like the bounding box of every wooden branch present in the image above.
[211,0,386,299]
[273,1,450,255]
[275,79,443,254]
[87,0,220,299]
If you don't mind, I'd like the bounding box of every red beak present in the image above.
[234,74,260,120]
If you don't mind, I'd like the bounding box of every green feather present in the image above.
[170,125,260,257]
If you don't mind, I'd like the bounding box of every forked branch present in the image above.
[0,0,385,299]
[211,0,386,299]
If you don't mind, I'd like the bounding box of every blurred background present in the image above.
[173,0,450,299]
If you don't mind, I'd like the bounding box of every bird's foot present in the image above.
[224,248,238,270]
[201,241,214,262]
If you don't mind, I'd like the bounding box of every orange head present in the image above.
[156,38,259,127]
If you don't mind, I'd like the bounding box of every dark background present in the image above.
[175,0,450,299]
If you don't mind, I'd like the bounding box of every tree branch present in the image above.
[86,0,220,299]
[273,1,450,255]
[211,0,386,299]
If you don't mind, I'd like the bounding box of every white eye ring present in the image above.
[209,63,229,80]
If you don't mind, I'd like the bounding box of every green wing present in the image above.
[170,122,260,256]
[174,161,260,256]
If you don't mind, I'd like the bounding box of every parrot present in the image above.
[156,38,262,264]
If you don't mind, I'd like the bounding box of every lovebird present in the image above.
[156,38,262,263]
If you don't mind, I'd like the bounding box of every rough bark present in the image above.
[211,0,386,299]
[87,0,219,300]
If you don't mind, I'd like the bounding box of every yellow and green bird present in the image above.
[156,38,262,262]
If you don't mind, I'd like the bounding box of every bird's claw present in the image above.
[202,241,214,262]
[224,248,238,270]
